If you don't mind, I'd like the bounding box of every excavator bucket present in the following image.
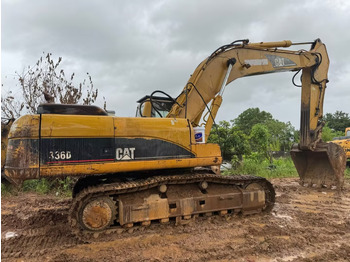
[290,142,346,188]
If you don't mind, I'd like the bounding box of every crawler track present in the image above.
[2,178,350,261]
[68,172,275,242]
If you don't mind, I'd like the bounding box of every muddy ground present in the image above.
[1,178,350,262]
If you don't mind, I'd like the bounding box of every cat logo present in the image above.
[116,147,136,160]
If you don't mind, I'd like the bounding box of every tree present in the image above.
[209,108,298,165]
[229,127,251,162]
[323,111,350,132]
[208,121,234,160]
[265,120,296,152]
[1,53,100,120]
[208,121,250,161]
[233,108,297,152]
[232,108,273,135]
[250,123,271,162]
[321,125,343,142]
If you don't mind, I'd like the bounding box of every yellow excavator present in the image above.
[332,127,350,164]
[3,39,346,237]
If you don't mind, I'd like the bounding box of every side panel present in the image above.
[40,138,115,164]
[113,138,194,161]
[40,115,115,137]
[4,114,222,181]
[38,115,221,178]
[40,137,194,165]
[113,117,194,148]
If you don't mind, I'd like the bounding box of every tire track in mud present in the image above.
[267,182,350,261]
[1,226,81,260]
[1,178,350,262]
[1,195,81,260]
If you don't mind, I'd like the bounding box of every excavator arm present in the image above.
[168,39,326,143]
[167,39,346,187]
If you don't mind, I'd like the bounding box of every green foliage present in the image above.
[345,167,350,179]
[209,108,297,163]
[1,177,75,197]
[322,125,344,142]
[208,108,298,163]
[226,156,298,179]
[1,182,13,196]
[250,124,271,161]
[323,111,350,132]
[231,108,273,135]
[265,120,297,151]
[23,179,52,194]
[208,120,232,160]
[54,177,75,196]
[21,177,74,196]
[234,108,296,153]
[208,121,251,161]
[229,127,251,163]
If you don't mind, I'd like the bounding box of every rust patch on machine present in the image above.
[80,197,117,231]
[4,139,40,185]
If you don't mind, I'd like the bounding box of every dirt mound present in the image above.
[2,178,350,261]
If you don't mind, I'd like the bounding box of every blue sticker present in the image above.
[195,133,203,141]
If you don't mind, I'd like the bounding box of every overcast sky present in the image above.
[2,0,350,128]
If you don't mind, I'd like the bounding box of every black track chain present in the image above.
[68,173,275,242]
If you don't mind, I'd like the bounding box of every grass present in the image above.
[225,157,299,179]
[22,179,52,194]
[226,157,350,180]
[1,182,13,197]
[345,166,350,179]
[1,177,75,197]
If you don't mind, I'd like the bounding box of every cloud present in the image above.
[2,0,350,127]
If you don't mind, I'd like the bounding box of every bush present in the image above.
[20,177,75,196]
[345,167,350,179]
[22,179,52,194]
[1,182,13,196]
[226,156,298,179]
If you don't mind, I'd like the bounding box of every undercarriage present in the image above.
[69,170,275,241]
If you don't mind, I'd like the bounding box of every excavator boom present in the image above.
[165,38,345,187]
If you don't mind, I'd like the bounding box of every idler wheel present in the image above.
[79,197,117,231]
